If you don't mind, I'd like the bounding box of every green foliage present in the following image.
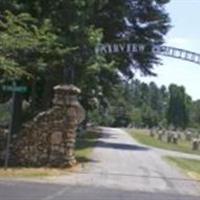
[94,78,199,130]
[167,84,191,129]
[1,0,171,82]
[129,108,142,127]
[76,130,101,162]
[141,105,159,128]
[165,157,200,180]
[190,100,200,128]
[0,11,70,79]
[109,79,169,128]
[0,0,171,124]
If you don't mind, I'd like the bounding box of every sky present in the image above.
[137,0,200,100]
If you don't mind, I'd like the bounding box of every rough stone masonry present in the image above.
[8,84,85,167]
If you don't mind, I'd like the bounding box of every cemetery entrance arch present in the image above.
[95,44,200,65]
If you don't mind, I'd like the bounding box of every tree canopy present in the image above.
[0,0,172,125]
[0,0,170,79]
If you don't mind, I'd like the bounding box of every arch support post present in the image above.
[53,85,85,166]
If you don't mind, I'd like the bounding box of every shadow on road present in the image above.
[96,141,149,151]
[76,156,99,164]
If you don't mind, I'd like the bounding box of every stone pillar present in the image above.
[53,85,85,166]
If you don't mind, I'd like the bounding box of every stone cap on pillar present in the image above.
[53,84,81,106]
[54,85,81,95]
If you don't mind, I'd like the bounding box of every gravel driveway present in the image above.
[53,127,200,196]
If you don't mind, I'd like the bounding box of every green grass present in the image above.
[129,129,200,155]
[76,131,101,163]
[165,156,200,180]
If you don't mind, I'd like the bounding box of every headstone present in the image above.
[167,131,173,143]
[192,138,199,150]
[172,133,178,144]
[150,128,155,137]
[157,130,165,141]
[177,132,182,139]
[185,131,192,141]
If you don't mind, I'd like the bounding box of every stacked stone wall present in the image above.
[0,85,85,167]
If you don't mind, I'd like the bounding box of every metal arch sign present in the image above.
[153,46,200,65]
[95,43,200,65]
[95,43,146,54]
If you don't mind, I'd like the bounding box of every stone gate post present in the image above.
[53,85,85,166]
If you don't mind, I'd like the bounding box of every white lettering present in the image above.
[107,44,112,53]
[113,44,119,53]
[137,44,145,52]
[126,43,131,53]
[95,45,107,54]
[197,55,200,64]
[119,44,126,52]
[131,44,137,52]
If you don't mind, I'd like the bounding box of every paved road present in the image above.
[0,127,200,200]
[0,180,200,200]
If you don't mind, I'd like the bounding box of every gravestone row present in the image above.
[150,128,200,151]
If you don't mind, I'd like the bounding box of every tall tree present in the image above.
[190,100,200,128]
[167,84,191,129]
[0,0,171,119]
[1,0,171,82]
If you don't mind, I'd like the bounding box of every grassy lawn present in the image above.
[75,130,101,163]
[129,129,200,155]
[165,156,200,181]
[0,130,101,178]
